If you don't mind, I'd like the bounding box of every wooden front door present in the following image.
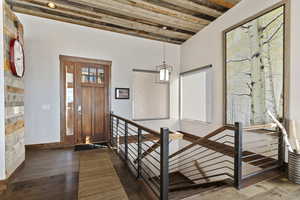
[60,56,111,145]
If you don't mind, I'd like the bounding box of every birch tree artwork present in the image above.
[225,6,284,126]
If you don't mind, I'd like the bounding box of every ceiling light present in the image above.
[47,2,56,9]
[162,26,167,30]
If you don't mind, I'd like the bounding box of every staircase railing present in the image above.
[170,122,284,189]
[239,125,284,187]
[111,113,171,200]
[168,124,238,190]
[110,113,284,199]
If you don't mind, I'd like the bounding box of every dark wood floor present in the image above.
[0,148,148,200]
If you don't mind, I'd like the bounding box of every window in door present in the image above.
[81,66,105,84]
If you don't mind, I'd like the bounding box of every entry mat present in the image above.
[75,143,109,151]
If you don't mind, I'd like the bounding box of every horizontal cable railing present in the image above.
[168,125,237,189]
[241,127,282,180]
[111,113,171,200]
[168,122,284,190]
[110,113,284,199]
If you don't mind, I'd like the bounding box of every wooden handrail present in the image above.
[111,113,160,137]
[173,129,277,169]
[226,123,276,131]
[169,126,228,159]
[244,123,276,131]
[111,113,183,140]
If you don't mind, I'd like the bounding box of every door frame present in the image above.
[59,55,112,144]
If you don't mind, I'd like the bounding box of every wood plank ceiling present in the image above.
[7,0,241,44]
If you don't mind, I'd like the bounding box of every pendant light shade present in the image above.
[156,43,173,83]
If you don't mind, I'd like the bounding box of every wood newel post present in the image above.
[137,128,142,179]
[125,122,128,161]
[160,128,169,200]
[234,122,243,189]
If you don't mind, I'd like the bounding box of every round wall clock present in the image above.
[10,39,25,78]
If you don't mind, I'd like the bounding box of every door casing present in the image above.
[59,55,111,145]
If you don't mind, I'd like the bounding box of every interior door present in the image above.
[78,63,107,143]
[61,56,110,145]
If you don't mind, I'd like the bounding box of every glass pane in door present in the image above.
[89,67,97,83]
[65,65,75,136]
[81,67,89,83]
[97,68,104,84]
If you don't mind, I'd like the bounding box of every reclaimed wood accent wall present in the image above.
[3,2,25,178]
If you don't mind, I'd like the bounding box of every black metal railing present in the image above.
[240,126,283,182]
[233,123,283,188]
[111,113,170,200]
[168,124,237,190]
[167,122,283,190]
[110,113,284,199]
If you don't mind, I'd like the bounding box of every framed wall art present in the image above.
[115,88,130,99]
[224,4,286,126]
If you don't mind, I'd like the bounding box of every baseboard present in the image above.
[26,142,74,150]
[26,141,110,150]
[0,160,25,193]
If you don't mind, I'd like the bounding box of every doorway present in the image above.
[60,55,111,145]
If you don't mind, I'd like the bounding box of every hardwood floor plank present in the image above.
[0,149,79,200]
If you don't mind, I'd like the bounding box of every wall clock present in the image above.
[10,39,25,78]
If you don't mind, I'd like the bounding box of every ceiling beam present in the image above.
[206,0,236,9]
[11,4,185,44]
[71,0,207,32]
[160,0,223,18]
[116,0,211,24]
[13,0,192,40]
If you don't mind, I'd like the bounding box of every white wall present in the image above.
[16,14,180,145]
[290,0,300,124]
[0,0,6,180]
[180,0,283,135]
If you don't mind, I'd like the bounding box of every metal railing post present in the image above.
[234,122,243,189]
[278,127,284,167]
[125,122,128,161]
[110,114,114,145]
[116,118,120,152]
[137,128,142,179]
[160,128,169,200]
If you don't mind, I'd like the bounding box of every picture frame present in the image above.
[115,88,130,99]
[223,3,286,126]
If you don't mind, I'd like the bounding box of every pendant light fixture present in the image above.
[156,42,173,83]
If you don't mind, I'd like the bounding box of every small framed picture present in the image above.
[115,88,130,99]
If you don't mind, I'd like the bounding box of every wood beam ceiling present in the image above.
[207,0,239,9]
[8,0,241,44]
[160,0,223,17]
[73,0,208,32]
